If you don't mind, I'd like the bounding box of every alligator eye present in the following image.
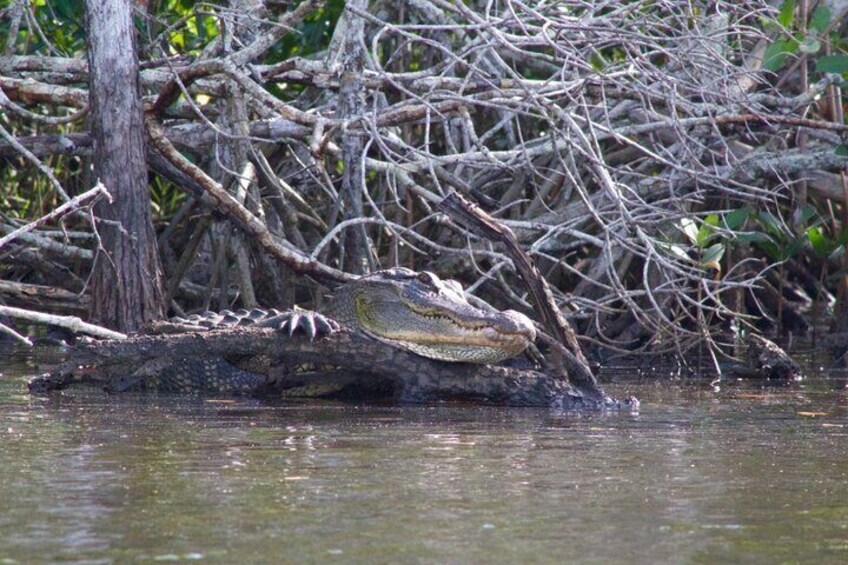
[417,271,440,287]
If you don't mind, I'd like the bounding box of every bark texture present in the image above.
[85,0,164,331]
[333,0,372,274]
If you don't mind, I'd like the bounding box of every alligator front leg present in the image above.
[29,309,346,395]
[162,309,340,393]
[256,307,340,340]
[167,307,340,340]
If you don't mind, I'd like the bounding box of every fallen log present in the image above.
[28,324,637,410]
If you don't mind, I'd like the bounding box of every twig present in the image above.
[0,305,127,341]
[144,108,354,285]
[0,321,33,347]
[0,182,110,250]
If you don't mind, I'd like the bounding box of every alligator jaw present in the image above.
[401,342,529,364]
[375,307,536,363]
[333,269,538,364]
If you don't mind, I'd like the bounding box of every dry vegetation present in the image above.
[2,0,848,364]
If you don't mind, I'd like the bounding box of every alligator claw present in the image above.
[313,314,338,335]
[259,309,339,341]
[287,311,306,337]
[241,308,272,325]
[167,307,338,340]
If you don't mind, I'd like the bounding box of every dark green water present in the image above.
[1,347,847,564]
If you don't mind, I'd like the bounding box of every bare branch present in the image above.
[0,305,127,340]
[0,183,109,250]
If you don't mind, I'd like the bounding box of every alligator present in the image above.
[95,268,539,394]
[176,268,536,363]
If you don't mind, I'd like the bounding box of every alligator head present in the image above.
[325,268,536,364]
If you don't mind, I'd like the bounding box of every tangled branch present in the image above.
[2,0,844,362]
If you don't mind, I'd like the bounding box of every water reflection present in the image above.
[0,348,847,563]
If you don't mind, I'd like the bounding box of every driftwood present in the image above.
[28,324,637,410]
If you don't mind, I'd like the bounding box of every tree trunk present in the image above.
[333,0,372,274]
[85,0,164,331]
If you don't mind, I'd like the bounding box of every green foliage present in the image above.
[762,0,842,73]
[763,39,798,71]
[816,55,848,74]
[778,0,795,28]
[810,5,832,33]
[798,32,821,55]
[0,154,75,222]
[681,216,714,250]
[678,215,725,270]
[738,206,818,262]
[806,225,831,258]
[805,223,848,263]
[722,207,750,231]
[0,0,86,55]
[269,0,345,61]
[152,1,221,55]
[149,176,187,222]
[671,204,829,273]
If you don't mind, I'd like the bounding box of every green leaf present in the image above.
[657,242,691,262]
[786,237,806,258]
[816,55,848,74]
[807,226,830,257]
[778,0,796,28]
[810,5,832,33]
[756,211,784,237]
[701,243,725,266]
[736,231,774,246]
[798,34,821,55]
[694,214,720,248]
[723,207,750,231]
[799,203,818,225]
[696,224,714,248]
[836,144,848,156]
[680,218,699,245]
[755,239,783,261]
[670,244,692,262]
[763,40,797,71]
